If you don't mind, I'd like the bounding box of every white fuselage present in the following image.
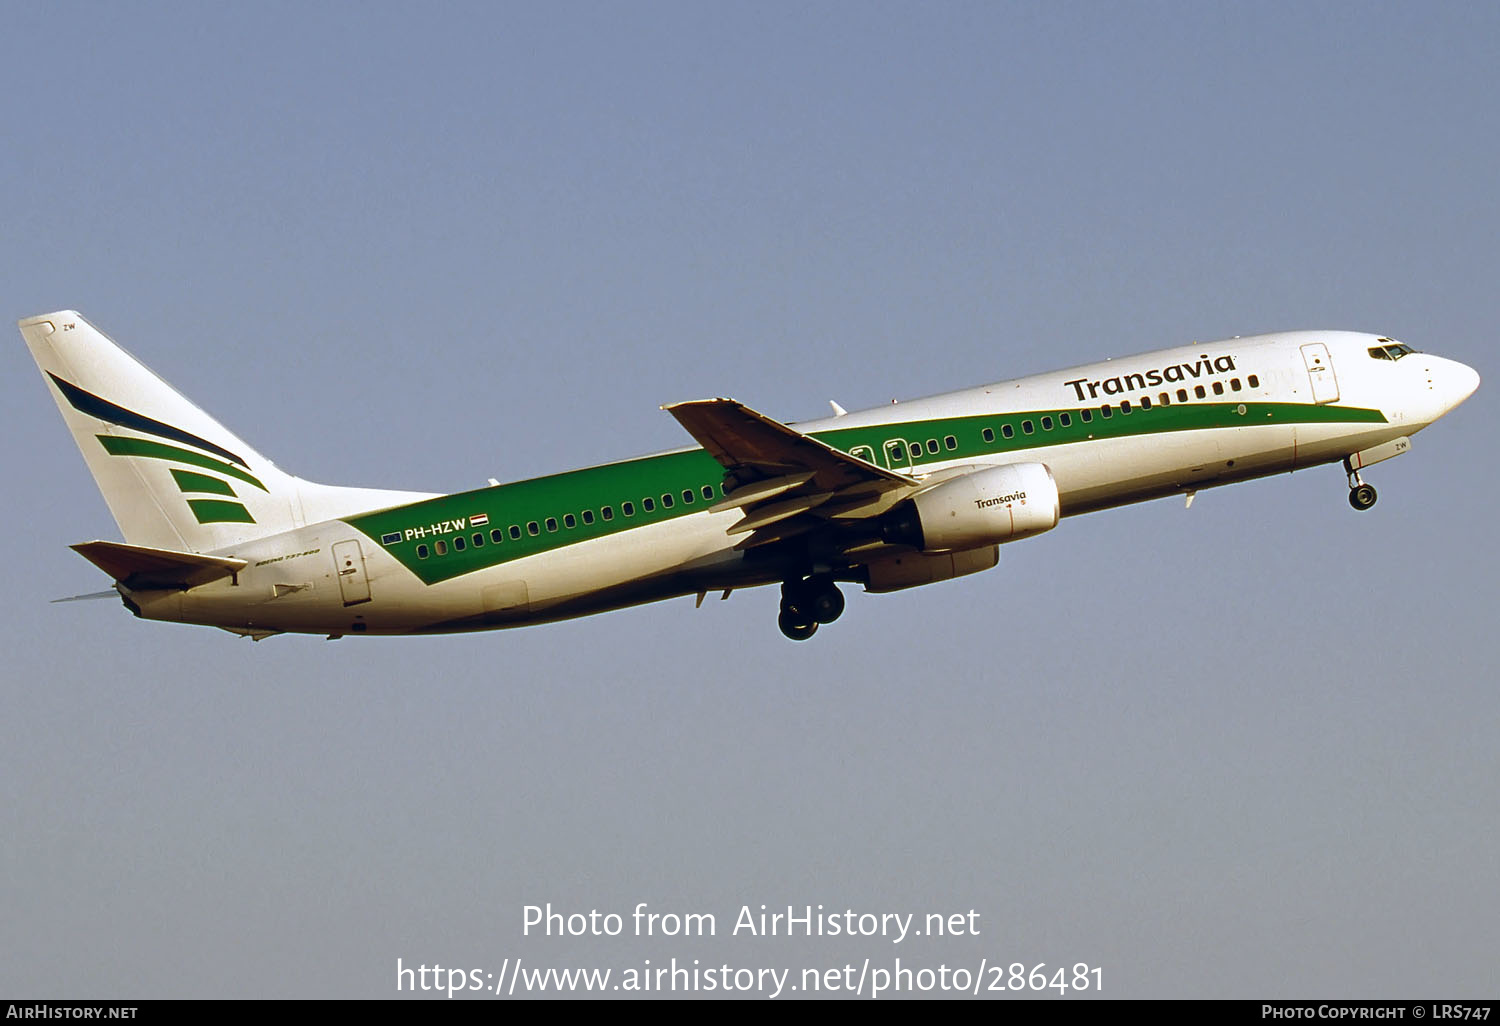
[123,331,1479,637]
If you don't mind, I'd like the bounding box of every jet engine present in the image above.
[880,462,1059,552]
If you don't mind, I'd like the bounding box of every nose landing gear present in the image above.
[1344,457,1378,511]
[777,575,845,641]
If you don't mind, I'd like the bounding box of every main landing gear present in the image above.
[778,575,845,641]
[1344,457,1378,511]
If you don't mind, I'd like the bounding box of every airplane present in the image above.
[21,310,1479,641]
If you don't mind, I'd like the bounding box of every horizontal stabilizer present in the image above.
[70,540,247,591]
[50,589,121,603]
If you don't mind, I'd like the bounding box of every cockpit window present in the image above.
[1368,340,1418,361]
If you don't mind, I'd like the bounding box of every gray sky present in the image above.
[2,1,1495,999]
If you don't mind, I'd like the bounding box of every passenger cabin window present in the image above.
[491,529,505,543]
[510,525,522,540]
[1212,381,1225,395]
[1139,397,1151,410]
[1059,413,1072,427]
[887,442,906,464]
[581,510,594,525]
[642,498,655,513]
[702,485,715,500]
[909,442,922,458]
[417,544,430,559]
[602,506,614,521]
[1248,374,1260,388]
[527,521,540,536]
[1120,400,1132,414]
[982,427,995,443]
[1100,405,1112,418]
[453,536,466,551]
[1177,388,1189,402]
[1230,378,1242,391]
[564,513,576,528]
[623,501,635,516]
[472,533,483,547]
[1080,409,1092,423]
[944,435,957,450]
[1194,385,1206,399]
[1041,416,1053,430]
[435,540,448,556]
[1158,393,1169,406]
[545,517,558,532]
[1022,420,1034,434]
[661,493,673,509]
[1002,424,1014,438]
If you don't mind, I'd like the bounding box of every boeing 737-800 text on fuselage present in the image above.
[22,312,1479,640]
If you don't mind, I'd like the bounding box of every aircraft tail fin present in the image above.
[20,311,433,553]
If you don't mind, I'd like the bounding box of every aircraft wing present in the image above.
[663,398,917,548]
[71,540,248,590]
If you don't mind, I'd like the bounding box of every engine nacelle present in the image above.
[863,545,999,593]
[881,462,1059,553]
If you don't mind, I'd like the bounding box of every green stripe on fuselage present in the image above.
[350,448,727,586]
[348,401,1387,586]
[97,435,269,491]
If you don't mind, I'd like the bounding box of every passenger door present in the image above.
[1301,343,1340,404]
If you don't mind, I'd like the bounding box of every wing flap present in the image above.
[664,397,918,550]
[71,540,247,590]
[664,399,911,491]
[707,471,816,513]
[732,514,829,550]
[727,491,835,535]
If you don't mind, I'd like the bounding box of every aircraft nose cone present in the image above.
[1455,361,1481,405]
